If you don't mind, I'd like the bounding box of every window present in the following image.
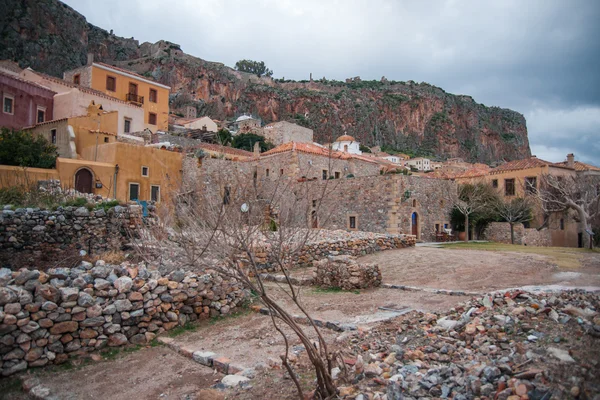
[560,218,564,230]
[51,129,57,144]
[104,137,109,143]
[492,179,498,188]
[128,82,138,95]
[280,168,284,176]
[525,177,537,194]
[148,112,157,125]
[322,170,328,180]
[129,183,140,201]
[37,107,46,123]
[312,200,317,208]
[435,223,440,233]
[149,88,157,103]
[3,95,14,114]
[124,118,131,133]
[266,168,270,177]
[349,216,357,230]
[141,166,149,177]
[335,171,340,179]
[151,185,160,203]
[73,74,80,85]
[106,76,116,92]
[505,179,515,196]
[223,186,231,205]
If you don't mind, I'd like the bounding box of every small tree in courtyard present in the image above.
[493,197,533,244]
[232,133,274,152]
[536,174,600,249]
[445,182,499,242]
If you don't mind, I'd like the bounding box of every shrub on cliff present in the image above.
[0,128,58,169]
[234,59,273,77]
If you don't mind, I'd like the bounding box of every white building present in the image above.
[331,134,362,155]
[406,157,431,171]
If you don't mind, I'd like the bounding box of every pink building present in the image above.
[0,70,55,130]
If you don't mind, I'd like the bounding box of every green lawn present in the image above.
[440,241,598,269]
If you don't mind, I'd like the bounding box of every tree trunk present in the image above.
[510,223,514,245]
[464,213,469,243]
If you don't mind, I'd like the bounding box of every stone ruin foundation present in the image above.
[313,255,382,290]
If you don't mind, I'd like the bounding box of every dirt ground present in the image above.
[358,245,600,291]
[5,245,600,400]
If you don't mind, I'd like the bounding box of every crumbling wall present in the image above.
[313,255,382,290]
[483,222,551,246]
[0,261,246,376]
[0,205,145,269]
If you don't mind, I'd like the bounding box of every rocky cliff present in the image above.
[0,0,530,163]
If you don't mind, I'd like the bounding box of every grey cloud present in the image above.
[63,0,600,165]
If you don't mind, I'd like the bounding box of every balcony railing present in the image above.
[126,93,144,105]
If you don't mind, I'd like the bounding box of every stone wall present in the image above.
[252,230,416,271]
[262,121,314,146]
[313,255,381,290]
[0,205,144,269]
[483,222,552,246]
[0,260,246,376]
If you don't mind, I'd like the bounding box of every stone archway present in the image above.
[75,168,93,194]
[411,211,419,238]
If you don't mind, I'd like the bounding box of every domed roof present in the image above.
[336,134,356,142]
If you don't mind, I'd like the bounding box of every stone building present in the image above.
[0,70,55,130]
[406,157,431,171]
[233,115,261,134]
[262,121,314,146]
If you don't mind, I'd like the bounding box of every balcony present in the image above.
[126,93,144,105]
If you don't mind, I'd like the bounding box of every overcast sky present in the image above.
[63,0,600,165]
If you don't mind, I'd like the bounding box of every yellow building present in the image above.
[63,56,170,132]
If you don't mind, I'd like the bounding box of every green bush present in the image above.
[232,133,274,152]
[0,128,58,168]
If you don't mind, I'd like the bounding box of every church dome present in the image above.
[336,134,356,142]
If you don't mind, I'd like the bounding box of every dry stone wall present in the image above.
[0,260,246,376]
[313,255,382,290]
[483,222,551,246]
[0,205,145,269]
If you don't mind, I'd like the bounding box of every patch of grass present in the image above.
[208,307,252,325]
[100,348,121,360]
[0,376,22,395]
[439,241,598,269]
[167,322,198,337]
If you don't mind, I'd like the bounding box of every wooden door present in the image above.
[411,212,418,236]
[129,82,138,95]
[75,169,93,194]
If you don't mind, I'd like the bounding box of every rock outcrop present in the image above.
[1,0,531,163]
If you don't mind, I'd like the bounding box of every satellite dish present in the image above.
[241,203,249,213]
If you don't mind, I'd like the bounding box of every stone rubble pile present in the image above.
[313,255,382,290]
[0,260,246,376]
[332,290,600,399]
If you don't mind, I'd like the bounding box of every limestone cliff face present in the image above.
[0,0,530,163]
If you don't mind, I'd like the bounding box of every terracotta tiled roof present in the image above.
[0,70,57,93]
[554,160,600,172]
[198,143,254,158]
[491,157,573,174]
[88,129,117,136]
[23,117,69,130]
[262,142,351,159]
[335,134,356,142]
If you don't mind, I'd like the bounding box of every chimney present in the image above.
[253,141,261,156]
[87,53,94,65]
[566,153,574,168]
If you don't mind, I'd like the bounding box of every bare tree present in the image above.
[493,197,533,244]
[537,174,600,249]
[131,156,345,399]
[445,182,498,242]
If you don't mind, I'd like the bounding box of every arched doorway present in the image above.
[411,212,419,237]
[75,168,93,194]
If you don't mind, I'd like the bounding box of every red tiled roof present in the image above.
[198,143,254,158]
[336,134,356,142]
[262,142,351,159]
[554,160,600,172]
[491,157,573,174]
[23,117,69,130]
[88,129,117,136]
[0,70,57,93]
